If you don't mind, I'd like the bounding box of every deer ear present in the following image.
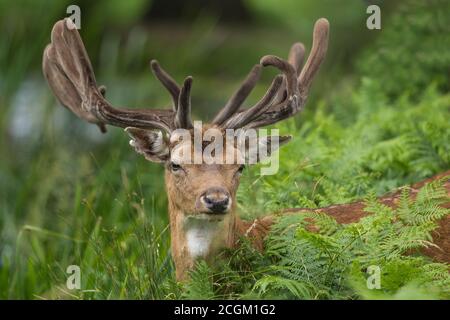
[125,127,170,163]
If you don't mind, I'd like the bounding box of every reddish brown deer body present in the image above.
[43,18,448,281]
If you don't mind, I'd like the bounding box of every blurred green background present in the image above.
[0,0,449,299]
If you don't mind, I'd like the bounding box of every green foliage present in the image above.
[238,84,450,217]
[357,0,450,97]
[181,261,215,300]
[183,178,450,300]
[0,145,174,299]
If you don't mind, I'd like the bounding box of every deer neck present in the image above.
[167,195,237,281]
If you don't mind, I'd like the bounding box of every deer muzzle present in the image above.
[199,187,231,214]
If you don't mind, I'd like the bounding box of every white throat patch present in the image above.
[184,214,225,259]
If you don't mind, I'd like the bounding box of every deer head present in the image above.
[43,18,329,280]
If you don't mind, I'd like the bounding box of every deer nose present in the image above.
[200,188,231,214]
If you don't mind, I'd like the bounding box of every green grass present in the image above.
[1,134,173,299]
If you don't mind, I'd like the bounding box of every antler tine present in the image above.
[266,43,304,106]
[175,76,194,129]
[222,75,283,129]
[228,18,329,130]
[298,18,329,98]
[43,44,97,123]
[288,42,305,76]
[43,19,177,133]
[212,64,262,125]
[260,55,297,97]
[150,60,180,111]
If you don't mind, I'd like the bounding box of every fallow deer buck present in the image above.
[43,18,449,281]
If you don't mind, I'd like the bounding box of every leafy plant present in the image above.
[357,0,450,98]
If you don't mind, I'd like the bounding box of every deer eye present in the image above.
[237,165,245,174]
[169,162,182,172]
